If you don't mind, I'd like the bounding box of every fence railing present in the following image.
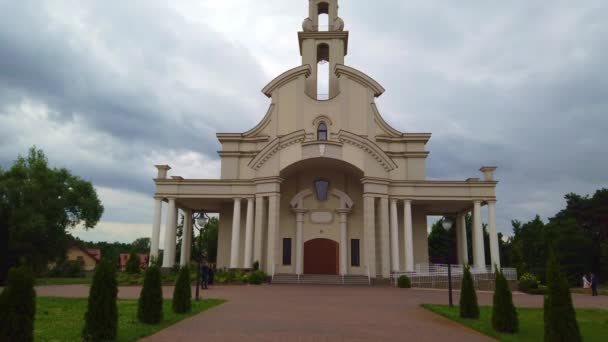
[390,263,517,288]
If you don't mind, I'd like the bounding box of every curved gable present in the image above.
[262,65,312,98]
[334,64,385,97]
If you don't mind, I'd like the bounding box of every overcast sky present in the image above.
[1,0,606,244]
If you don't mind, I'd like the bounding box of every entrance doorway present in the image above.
[304,238,339,275]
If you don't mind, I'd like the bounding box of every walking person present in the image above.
[590,273,598,296]
[583,274,591,294]
[201,261,210,290]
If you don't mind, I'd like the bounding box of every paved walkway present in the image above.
[35,285,608,342]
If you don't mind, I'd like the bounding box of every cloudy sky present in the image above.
[1,0,606,244]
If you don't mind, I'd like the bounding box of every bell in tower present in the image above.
[300,0,348,100]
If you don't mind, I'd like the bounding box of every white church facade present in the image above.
[148,0,501,280]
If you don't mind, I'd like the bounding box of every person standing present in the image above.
[201,261,210,290]
[583,274,591,292]
[590,273,598,296]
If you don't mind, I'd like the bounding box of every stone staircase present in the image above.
[272,274,370,286]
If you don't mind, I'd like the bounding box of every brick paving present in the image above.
[35,284,608,342]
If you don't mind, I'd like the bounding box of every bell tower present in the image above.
[300,0,348,100]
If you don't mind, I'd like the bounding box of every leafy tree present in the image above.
[125,249,141,274]
[193,217,219,263]
[428,218,457,264]
[0,147,103,279]
[460,265,480,319]
[82,261,118,342]
[492,267,518,333]
[544,250,581,342]
[172,267,192,314]
[132,237,151,254]
[0,265,36,341]
[138,265,163,324]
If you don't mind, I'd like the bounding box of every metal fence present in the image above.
[391,264,517,289]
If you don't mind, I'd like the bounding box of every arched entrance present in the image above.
[304,238,339,275]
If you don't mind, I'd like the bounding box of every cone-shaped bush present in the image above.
[459,265,480,319]
[138,264,163,324]
[82,260,118,342]
[172,266,192,314]
[125,250,141,274]
[492,266,518,333]
[0,265,36,342]
[544,250,581,342]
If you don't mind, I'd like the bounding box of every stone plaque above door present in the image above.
[310,211,334,224]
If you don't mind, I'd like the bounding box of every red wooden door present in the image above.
[304,238,339,275]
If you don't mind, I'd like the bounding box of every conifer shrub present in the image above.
[82,260,118,342]
[492,267,519,333]
[138,264,163,324]
[248,270,266,285]
[544,251,581,342]
[0,265,36,342]
[253,260,260,271]
[125,250,141,274]
[397,275,412,288]
[459,265,480,319]
[172,266,192,314]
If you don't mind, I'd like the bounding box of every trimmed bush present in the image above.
[492,267,519,333]
[544,251,581,342]
[397,275,411,288]
[0,265,36,342]
[138,265,163,324]
[252,261,260,271]
[249,270,266,285]
[82,261,118,342]
[125,250,141,274]
[518,273,539,293]
[459,265,480,319]
[172,266,192,314]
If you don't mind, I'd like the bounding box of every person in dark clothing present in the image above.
[201,262,210,290]
[590,273,598,296]
[209,265,215,285]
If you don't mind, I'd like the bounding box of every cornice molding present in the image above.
[243,104,274,137]
[337,130,398,172]
[334,64,385,97]
[248,130,307,171]
[298,31,349,55]
[262,65,311,98]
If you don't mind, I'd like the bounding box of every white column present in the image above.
[162,198,177,268]
[180,209,192,267]
[149,198,163,265]
[380,197,390,278]
[488,201,501,269]
[295,209,306,275]
[457,213,469,265]
[266,194,280,276]
[253,196,266,269]
[403,200,414,272]
[389,199,400,272]
[243,198,255,268]
[472,201,485,269]
[338,210,349,275]
[363,195,376,278]
[230,198,242,269]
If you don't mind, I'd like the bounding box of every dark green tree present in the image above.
[172,267,192,314]
[82,261,118,342]
[428,218,457,264]
[132,237,151,254]
[459,265,480,319]
[492,267,518,333]
[125,250,141,274]
[0,265,36,341]
[544,250,581,342]
[0,147,103,279]
[193,217,219,263]
[138,265,163,324]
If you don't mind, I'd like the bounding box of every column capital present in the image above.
[335,208,351,215]
[293,208,309,215]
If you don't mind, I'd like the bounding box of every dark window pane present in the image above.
[318,122,328,141]
[314,179,330,201]
[351,239,360,267]
[283,238,292,265]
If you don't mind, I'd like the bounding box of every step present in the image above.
[272,274,370,286]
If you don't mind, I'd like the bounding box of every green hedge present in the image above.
[172,267,192,314]
[397,275,411,288]
[82,261,118,342]
[138,265,163,324]
[460,265,480,319]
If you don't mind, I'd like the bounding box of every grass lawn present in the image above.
[35,297,225,341]
[422,305,608,342]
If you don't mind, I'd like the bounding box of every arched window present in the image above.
[317,122,328,141]
[317,43,330,100]
[317,2,329,31]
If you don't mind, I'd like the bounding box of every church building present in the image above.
[148,0,501,281]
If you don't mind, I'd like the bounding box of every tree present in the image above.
[543,250,581,342]
[0,147,103,279]
[172,267,192,314]
[460,265,480,319]
[125,249,141,274]
[82,261,118,342]
[193,217,219,263]
[132,237,151,254]
[138,265,163,324]
[428,218,457,264]
[0,265,36,341]
[492,267,518,333]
